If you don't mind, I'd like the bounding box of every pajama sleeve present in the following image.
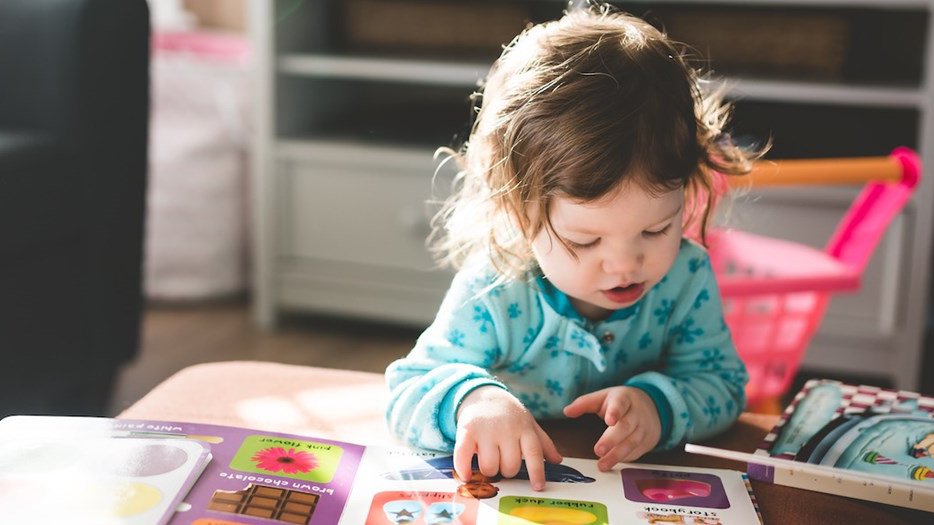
[384,267,512,452]
[625,249,748,450]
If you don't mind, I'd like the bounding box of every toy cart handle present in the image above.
[824,148,921,274]
[729,150,915,188]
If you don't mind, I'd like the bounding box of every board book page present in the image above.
[0,415,761,524]
[340,446,762,524]
[0,416,211,524]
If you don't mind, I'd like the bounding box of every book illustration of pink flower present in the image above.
[250,446,318,474]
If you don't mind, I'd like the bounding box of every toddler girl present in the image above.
[385,5,764,491]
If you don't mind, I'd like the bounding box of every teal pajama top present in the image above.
[385,238,748,452]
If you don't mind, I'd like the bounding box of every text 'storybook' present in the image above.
[0,415,762,524]
[686,378,934,512]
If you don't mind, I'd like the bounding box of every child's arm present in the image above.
[384,267,513,451]
[623,250,748,450]
[385,267,562,490]
[386,338,504,453]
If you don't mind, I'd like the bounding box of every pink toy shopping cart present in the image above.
[708,148,922,407]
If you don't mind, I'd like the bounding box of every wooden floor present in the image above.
[108,299,421,415]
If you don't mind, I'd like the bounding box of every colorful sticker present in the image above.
[230,435,343,483]
[498,495,608,524]
[208,483,318,524]
[365,491,478,524]
[621,469,729,509]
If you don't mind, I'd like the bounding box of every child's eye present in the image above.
[642,224,671,238]
[566,238,600,250]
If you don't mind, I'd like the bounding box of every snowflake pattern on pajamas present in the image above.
[386,239,747,453]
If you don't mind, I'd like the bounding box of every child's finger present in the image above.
[477,439,501,478]
[593,416,635,458]
[597,426,646,471]
[562,390,607,418]
[498,440,523,479]
[597,440,633,471]
[603,391,632,427]
[535,424,563,465]
[520,433,547,491]
[453,441,476,482]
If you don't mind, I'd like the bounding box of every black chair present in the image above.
[0,0,150,415]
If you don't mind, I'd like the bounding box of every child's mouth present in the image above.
[602,283,645,304]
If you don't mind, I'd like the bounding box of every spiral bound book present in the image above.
[686,379,934,512]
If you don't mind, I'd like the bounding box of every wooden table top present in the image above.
[120,361,926,524]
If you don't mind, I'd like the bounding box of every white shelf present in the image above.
[278,54,488,88]
[275,138,436,165]
[280,54,925,109]
[720,78,925,109]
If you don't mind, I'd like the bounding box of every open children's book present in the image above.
[0,415,762,524]
[686,379,934,512]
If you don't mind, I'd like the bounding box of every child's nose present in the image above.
[601,247,644,276]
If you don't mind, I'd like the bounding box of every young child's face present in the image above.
[531,181,684,321]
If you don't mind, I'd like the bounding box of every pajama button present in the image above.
[602,331,615,344]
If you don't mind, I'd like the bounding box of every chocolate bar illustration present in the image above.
[209,483,319,524]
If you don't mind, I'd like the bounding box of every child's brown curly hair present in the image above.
[432,4,766,281]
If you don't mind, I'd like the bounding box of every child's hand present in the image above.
[455,385,563,491]
[563,386,661,471]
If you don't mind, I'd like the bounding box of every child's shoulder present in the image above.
[449,257,538,303]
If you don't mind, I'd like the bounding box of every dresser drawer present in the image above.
[276,142,456,272]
